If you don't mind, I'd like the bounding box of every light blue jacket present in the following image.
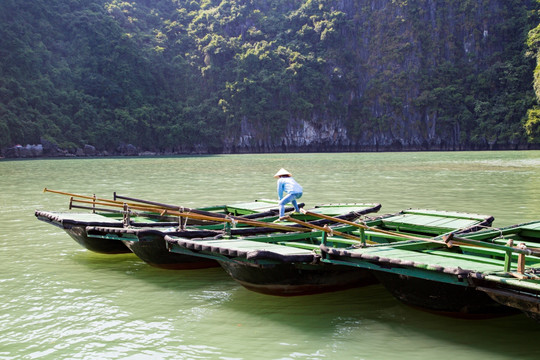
[277,177,303,200]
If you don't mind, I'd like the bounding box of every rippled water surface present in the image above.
[1,152,540,359]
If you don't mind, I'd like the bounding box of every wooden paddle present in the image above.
[46,188,274,220]
[70,198,312,233]
[44,188,165,210]
[68,201,179,221]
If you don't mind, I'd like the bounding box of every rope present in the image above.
[323,224,333,237]
[226,214,238,228]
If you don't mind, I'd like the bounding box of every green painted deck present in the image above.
[460,245,540,266]
[166,209,495,268]
[224,200,280,213]
[224,202,380,217]
[400,209,491,220]
[310,204,380,216]
[321,220,540,292]
[339,245,508,273]
[459,220,540,242]
[521,222,540,231]
[380,211,490,234]
[168,209,491,255]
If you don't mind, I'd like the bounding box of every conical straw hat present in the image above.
[274,168,292,178]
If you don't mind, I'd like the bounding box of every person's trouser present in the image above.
[279,193,302,217]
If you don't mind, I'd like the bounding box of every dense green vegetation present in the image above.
[1,0,539,154]
[526,3,540,143]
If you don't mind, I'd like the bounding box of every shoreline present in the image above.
[2,146,540,160]
[2,138,540,160]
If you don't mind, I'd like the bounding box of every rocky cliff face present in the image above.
[221,0,536,152]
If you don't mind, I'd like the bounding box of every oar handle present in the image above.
[45,188,96,200]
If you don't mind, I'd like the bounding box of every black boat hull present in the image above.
[64,225,132,254]
[373,271,516,317]
[476,286,540,322]
[218,261,378,296]
[124,232,219,270]
[35,211,132,254]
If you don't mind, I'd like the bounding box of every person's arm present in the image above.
[277,179,284,199]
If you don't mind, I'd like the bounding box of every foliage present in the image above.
[0,0,538,152]
[526,4,540,142]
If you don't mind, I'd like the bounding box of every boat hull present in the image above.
[64,225,131,254]
[124,232,219,270]
[476,286,540,322]
[36,211,132,254]
[218,261,377,296]
[373,271,516,317]
[35,200,285,255]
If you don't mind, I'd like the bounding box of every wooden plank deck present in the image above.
[341,245,508,273]
[176,237,316,256]
[382,213,483,231]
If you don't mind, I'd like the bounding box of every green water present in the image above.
[1,152,540,359]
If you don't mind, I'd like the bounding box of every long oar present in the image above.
[114,192,190,210]
[68,201,178,221]
[284,215,375,243]
[300,209,540,256]
[47,187,308,232]
[113,193,243,220]
[71,198,312,233]
[46,188,246,220]
[44,188,166,210]
[114,192,301,220]
[45,188,265,221]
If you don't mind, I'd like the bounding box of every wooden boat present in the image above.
[168,233,373,295]
[36,189,289,254]
[457,221,540,321]
[88,203,382,270]
[320,212,540,317]
[165,208,490,296]
[35,210,173,254]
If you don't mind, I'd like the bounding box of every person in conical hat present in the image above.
[273,168,292,178]
[273,168,303,220]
